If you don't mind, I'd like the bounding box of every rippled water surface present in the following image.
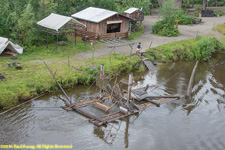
[1,54,225,150]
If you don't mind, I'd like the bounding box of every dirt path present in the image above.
[73,14,225,60]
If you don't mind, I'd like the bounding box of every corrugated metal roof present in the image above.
[37,13,86,31]
[71,7,118,23]
[0,37,23,55]
[124,8,139,14]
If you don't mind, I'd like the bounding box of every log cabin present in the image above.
[71,7,133,40]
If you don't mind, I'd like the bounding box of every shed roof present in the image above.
[71,7,119,23]
[124,8,139,14]
[0,37,23,55]
[37,13,86,31]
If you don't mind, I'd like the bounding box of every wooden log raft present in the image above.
[90,94,184,126]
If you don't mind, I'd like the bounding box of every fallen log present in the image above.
[145,95,181,99]
[186,60,199,99]
[44,61,71,106]
[144,98,160,107]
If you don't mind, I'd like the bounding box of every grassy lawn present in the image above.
[214,24,225,35]
[127,28,144,40]
[0,37,92,63]
[0,50,141,109]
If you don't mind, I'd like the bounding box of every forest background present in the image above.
[0,0,151,46]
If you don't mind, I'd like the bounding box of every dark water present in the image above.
[1,54,225,150]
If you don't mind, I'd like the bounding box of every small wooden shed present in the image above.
[124,8,144,21]
[71,7,132,39]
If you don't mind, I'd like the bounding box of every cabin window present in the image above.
[107,23,121,33]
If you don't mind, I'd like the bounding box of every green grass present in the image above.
[0,53,141,109]
[214,24,225,35]
[0,37,91,63]
[127,27,144,40]
[146,36,224,62]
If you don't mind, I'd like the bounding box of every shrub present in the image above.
[193,37,223,60]
[214,10,225,16]
[193,8,201,17]
[147,36,223,62]
[152,20,180,37]
[175,9,194,25]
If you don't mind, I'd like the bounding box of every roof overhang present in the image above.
[37,13,86,32]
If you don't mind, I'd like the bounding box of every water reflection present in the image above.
[93,114,139,148]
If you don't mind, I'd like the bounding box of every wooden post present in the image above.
[46,32,48,48]
[71,31,73,48]
[186,60,199,99]
[108,47,115,63]
[127,73,133,108]
[85,28,87,46]
[129,21,132,32]
[196,31,199,38]
[109,48,112,63]
[148,41,153,49]
[68,55,70,67]
[100,64,105,80]
[74,29,76,45]
[100,64,105,93]
[124,117,129,148]
[92,42,95,58]
[140,21,142,31]
[129,44,133,57]
[56,32,59,50]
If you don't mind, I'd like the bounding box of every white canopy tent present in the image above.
[0,37,23,55]
[37,13,87,49]
[37,13,86,31]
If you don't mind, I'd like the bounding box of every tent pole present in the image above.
[47,32,48,48]
[37,25,39,45]
[71,31,73,48]
[85,27,87,46]
[56,32,59,50]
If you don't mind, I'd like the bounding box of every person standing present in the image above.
[136,42,142,56]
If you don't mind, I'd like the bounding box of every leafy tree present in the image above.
[152,0,180,37]
[159,0,177,24]
[0,0,152,46]
[37,0,57,20]
[12,3,36,45]
[0,0,10,36]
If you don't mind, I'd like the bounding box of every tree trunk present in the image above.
[203,0,207,10]
[187,0,190,8]
[192,0,195,8]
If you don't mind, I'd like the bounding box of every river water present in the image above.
[0,54,225,150]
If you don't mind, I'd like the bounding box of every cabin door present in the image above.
[107,23,121,33]
[135,12,140,19]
